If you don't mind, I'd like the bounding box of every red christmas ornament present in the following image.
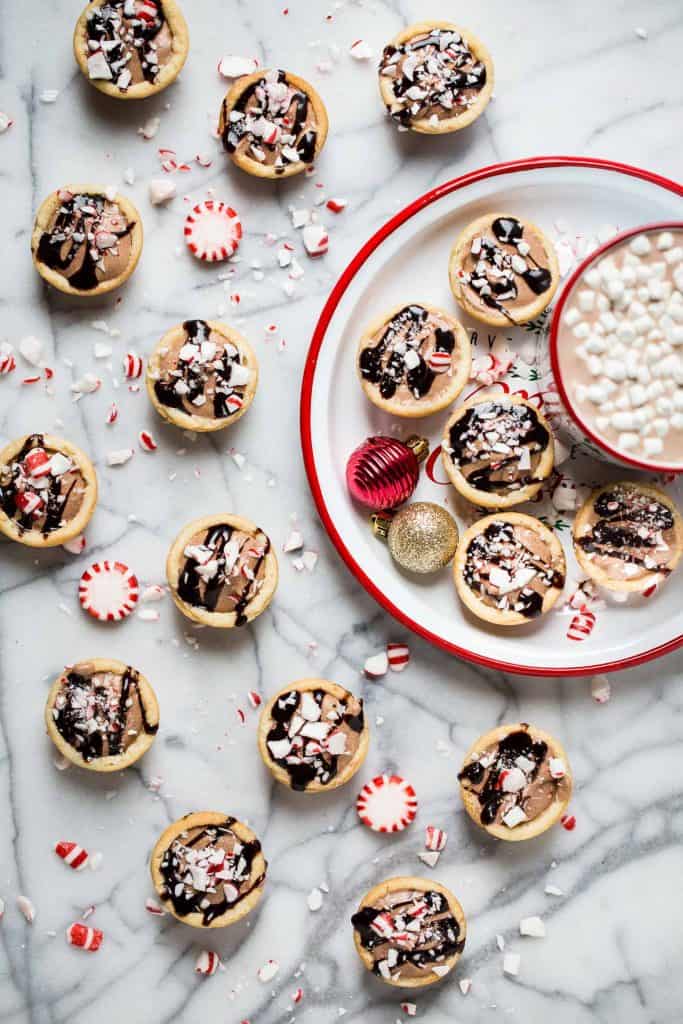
[345,435,429,511]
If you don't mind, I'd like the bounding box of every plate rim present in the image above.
[300,155,683,677]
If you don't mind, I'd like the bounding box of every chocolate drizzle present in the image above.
[266,687,364,790]
[221,69,318,174]
[351,890,464,979]
[359,305,456,401]
[177,523,270,624]
[463,520,565,618]
[458,727,548,826]
[53,666,157,763]
[36,192,135,292]
[158,818,266,926]
[460,216,553,323]
[86,0,169,91]
[577,486,676,576]
[380,28,487,127]
[0,434,85,537]
[153,320,250,419]
[446,401,550,494]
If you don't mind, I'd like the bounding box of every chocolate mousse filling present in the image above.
[352,889,465,982]
[51,665,157,763]
[0,434,86,537]
[359,305,457,403]
[36,191,135,291]
[379,27,487,127]
[221,69,318,171]
[463,520,565,618]
[265,688,364,791]
[177,523,270,624]
[457,217,553,323]
[445,401,550,495]
[153,320,253,420]
[85,0,173,92]
[577,485,677,582]
[159,819,266,926]
[459,725,569,828]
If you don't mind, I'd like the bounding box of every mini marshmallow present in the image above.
[629,234,651,256]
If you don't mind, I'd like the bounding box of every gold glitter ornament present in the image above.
[372,501,459,574]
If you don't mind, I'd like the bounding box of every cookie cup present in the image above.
[31,186,143,297]
[150,812,266,928]
[73,0,189,100]
[258,678,370,792]
[448,212,559,326]
[0,435,98,548]
[459,723,573,842]
[379,21,494,135]
[353,876,467,988]
[146,321,259,432]
[166,513,278,628]
[454,512,566,626]
[44,658,159,772]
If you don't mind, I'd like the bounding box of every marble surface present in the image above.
[1,1,682,1022]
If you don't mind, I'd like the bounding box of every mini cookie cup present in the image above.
[73,0,189,100]
[352,876,467,988]
[0,435,98,548]
[454,512,566,626]
[146,321,259,432]
[218,70,329,180]
[379,21,494,135]
[31,185,143,297]
[150,812,267,928]
[459,722,573,842]
[166,513,278,628]
[257,678,370,792]
[448,212,559,326]
[356,302,472,418]
[441,396,555,509]
[44,658,159,772]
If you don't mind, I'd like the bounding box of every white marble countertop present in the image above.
[1,1,682,1022]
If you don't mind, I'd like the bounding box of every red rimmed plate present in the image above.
[300,157,683,676]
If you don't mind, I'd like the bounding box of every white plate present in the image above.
[301,157,683,676]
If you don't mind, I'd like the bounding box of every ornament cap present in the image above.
[371,513,392,541]
[406,435,430,463]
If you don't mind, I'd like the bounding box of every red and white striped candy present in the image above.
[369,911,396,938]
[24,448,51,477]
[16,491,44,515]
[428,349,452,373]
[387,642,410,672]
[0,342,16,374]
[123,353,143,379]
[79,561,139,622]
[184,201,242,262]
[291,988,304,1004]
[137,0,159,23]
[566,606,595,641]
[302,223,329,258]
[326,197,347,214]
[106,403,118,425]
[145,897,166,916]
[63,534,86,555]
[195,950,221,976]
[67,922,103,951]
[356,774,418,833]
[138,430,158,452]
[55,841,89,870]
[247,690,262,708]
[424,826,447,852]
[226,394,243,415]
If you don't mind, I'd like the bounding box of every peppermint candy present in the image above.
[566,607,595,641]
[387,642,410,672]
[424,825,447,852]
[590,674,611,704]
[195,950,221,976]
[0,342,16,374]
[363,651,388,679]
[62,534,86,555]
[123,353,143,379]
[428,349,452,373]
[79,561,139,622]
[184,201,242,262]
[257,959,280,983]
[302,223,329,258]
[145,897,166,916]
[226,394,243,415]
[54,841,89,870]
[138,430,158,452]
[217,55,259,79]
[67,922,103,951]
[356,774,418,833]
